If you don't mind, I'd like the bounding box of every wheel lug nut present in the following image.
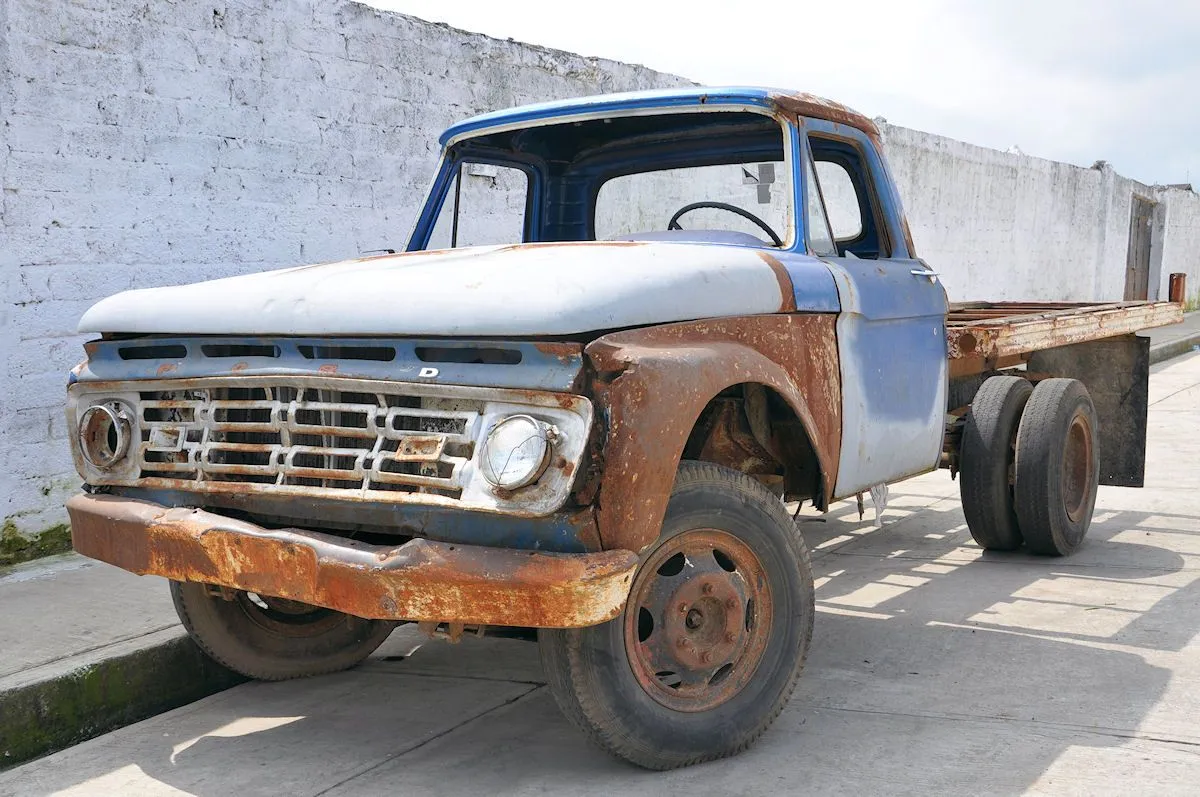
[678,602,688,613]
[701,652,712,663]
[676,637,688,649]
[725,632,736,643]
[702,583,714,595]
[725,597,737,609]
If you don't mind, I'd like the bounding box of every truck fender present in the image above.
[583,314,842,553]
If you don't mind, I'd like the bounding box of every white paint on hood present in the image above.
[77,242,787,336]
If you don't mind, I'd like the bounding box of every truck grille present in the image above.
[136,384,480,499]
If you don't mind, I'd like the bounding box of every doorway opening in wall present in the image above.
[1124,195,1155,300]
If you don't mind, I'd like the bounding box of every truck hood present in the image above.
[78,241,806,337]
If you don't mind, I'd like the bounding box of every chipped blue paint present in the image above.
[439,87,785,145]
[799,118,948,496]
[769,251,842,313]
[77,337,583,392]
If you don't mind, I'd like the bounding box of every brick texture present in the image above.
[0,0,687,534]
[2,0,1198,539]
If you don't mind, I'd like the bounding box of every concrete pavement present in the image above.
[1147,310,1200,363]
[4,348,1199,795]
[0,555,243,766]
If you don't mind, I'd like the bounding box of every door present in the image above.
[1124,196,1154,300]
[804,135,948,499]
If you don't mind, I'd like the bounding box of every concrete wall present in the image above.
[878,124,1200,305]
[1,0,1198,541]
[0,0,688,538]
[1157,187,1200,310]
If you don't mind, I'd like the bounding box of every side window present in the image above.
[815,161,862,241]
[804,158,837,257]
[427,163,529,249]
[808,135,889,259]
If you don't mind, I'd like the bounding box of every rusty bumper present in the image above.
[67,494,638,628]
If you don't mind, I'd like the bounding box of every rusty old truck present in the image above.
[65,87,1183,769]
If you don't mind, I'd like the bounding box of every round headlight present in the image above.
[78,402,132,469]
[480,415,553,490]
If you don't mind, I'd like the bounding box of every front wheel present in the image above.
[170,581,396,681]
[539,461,814,770]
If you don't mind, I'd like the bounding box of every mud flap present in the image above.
[1028,334,1150,487]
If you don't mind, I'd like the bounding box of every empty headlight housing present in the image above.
[77,401,133,469]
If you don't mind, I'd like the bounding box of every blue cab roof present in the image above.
[438,86,874,146]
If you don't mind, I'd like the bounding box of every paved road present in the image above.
[6,352,1200,796]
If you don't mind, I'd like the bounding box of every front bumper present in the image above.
[67,494,637,628]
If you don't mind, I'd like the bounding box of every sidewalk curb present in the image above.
[1150,331,1200,365]
[0,630,244,770]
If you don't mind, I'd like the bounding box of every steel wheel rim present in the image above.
[234,591,344,637]
[623,528,773,712]
[1062,413,1094,523]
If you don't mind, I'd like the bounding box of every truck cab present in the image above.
[64,87,1177,770]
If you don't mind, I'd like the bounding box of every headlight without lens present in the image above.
[78,402,132,469]
[480,414,555,490]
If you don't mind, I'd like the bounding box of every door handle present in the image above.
[910,268,939,282]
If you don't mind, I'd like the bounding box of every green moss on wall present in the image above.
[0,521,73,566]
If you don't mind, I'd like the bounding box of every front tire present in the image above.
[539,462,814,770]
[170,581,396,681]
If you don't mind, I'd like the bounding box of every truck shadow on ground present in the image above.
[14,496,1200,795]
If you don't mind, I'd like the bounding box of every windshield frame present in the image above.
[405,105,799,252]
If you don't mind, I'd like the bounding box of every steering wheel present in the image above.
[666,201,784,247]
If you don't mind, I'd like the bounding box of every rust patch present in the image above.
[318,363,338,374]
[156,363,177,377]
[497,241,644,253]
[756,251,797,312]
[67,494,636,628]
[947,300,1182,371]
[1169,273,1187,305]
[532,341,584,365]
[230,361,250,373]
[585,314,842,553]
[769,91,880,145]
[695,399,779,475]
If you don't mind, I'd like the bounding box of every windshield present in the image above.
[595,161,791,245]
[416,110,793,251]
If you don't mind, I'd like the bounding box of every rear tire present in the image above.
[1014,378,1100,556]
[960,376,1033,551]
[539,461,813,770]
[170,581,396,681]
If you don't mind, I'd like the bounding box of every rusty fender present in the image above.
[584,314,842,553]
[67,494,637,628]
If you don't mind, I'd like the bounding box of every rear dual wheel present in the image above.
[1014,378,1100,556]
[960,376,1099,556]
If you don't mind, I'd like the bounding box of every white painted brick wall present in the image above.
[2,0,1198,539]
[0,0,689,535]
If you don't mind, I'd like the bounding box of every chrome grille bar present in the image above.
[137,384,479,498]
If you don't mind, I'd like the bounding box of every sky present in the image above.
[367,0,1199,187]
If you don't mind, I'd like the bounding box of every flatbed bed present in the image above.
[946,300,1183,377]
